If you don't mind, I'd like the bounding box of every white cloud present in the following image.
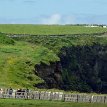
[42,14,61,24]
[41,14,76,25]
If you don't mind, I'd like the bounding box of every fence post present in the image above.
[104,96,105,103]
[63,94,65,102]
[77,94,78,103]
[39,91,40,100]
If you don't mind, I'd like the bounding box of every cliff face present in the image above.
[60,44,107,93]
[35,44,107,93]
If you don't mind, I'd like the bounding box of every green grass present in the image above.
[0,24,107,35]
[0,33,59,88]
[0,42,59,88]
[0,99,107,107]
[0,32,14,44]
[14,34,107,54]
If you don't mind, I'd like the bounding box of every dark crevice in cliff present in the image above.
[34,62,63,89]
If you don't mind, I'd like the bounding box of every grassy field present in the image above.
[0,99,107,107]
[0,24,107,35]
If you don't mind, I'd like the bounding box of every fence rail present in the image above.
[0,91,107,103]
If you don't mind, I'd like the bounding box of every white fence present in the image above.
[0,90,107,103]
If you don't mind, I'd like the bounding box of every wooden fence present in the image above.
[0,90,107,103]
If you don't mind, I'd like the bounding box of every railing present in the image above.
[0,91,107,103]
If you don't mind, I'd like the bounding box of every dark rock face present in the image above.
[34,44,107,93]
[60,44,107,93]
[35,62,63,89]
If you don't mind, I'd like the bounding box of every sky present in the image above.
[0,0,107,24]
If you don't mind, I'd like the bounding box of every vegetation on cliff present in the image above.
[12,33,107,93]
[0,25,107,93]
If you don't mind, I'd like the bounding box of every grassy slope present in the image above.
[0,24,107,35]
[0,99,107,107]
[0,33,59,88]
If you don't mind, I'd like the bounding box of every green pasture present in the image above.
[0,24,107,35]
[0,99,107,107]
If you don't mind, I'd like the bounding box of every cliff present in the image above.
[34,44,107,93]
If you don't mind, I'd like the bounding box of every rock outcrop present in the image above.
[35,62,63,89]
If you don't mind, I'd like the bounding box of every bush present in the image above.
[0,32,15,45]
